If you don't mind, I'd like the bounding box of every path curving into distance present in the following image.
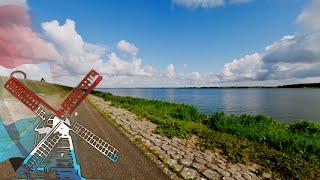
[69,100,168,179]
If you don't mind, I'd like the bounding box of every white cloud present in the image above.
[166,64,175,79]
[0,0,28,8]
[217,0,320,83]
[107,52,154,76]
[41,19,105,76]
[259,0,320,80]
[102,0,320,87]
[117,40,138,55]
[265,35,295,52]
[296,0,320,33]
[3,0,320,88]
[187,72,201,81]
[172,0,252,8]
[263,34,320,65]
[218,53,263,81]
[0,17,156,87]
[40,19,153,84]
[42,19,84,57]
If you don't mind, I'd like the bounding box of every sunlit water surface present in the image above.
[100,88,320,122]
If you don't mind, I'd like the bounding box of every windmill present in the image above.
[4,70,119,179]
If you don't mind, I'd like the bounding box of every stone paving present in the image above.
[89,95,267,180]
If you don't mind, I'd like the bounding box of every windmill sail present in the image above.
[4,76,63,119]
[71,122,119,162]
[15,121,64,176]
[58,70,102,117]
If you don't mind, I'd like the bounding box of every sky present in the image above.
[0,0,319,87]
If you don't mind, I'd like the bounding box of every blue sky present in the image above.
[28,0,307,73]
[1,0,319,87]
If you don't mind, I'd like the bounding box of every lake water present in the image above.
[100,88,320,122]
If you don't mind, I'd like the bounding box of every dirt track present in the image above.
[69,100,168,179]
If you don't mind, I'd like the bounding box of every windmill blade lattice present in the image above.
[58,70,102,117]
[4,77,63,119]
[71,122,119,162]
[15,121,64,176]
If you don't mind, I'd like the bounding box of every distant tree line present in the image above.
[277,83,320,88]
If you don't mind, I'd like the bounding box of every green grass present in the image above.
[92,90,320,179]
[20,78,72,96]
[0,76,72,97]
[204,112,320,160]
[92,91,204,137]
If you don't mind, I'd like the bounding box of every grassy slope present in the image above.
[0,76,72,96]
[92,91,320,179]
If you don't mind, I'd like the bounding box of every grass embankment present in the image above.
[92,91,320,179]
[20,78,72,96]
[0,77,72,97]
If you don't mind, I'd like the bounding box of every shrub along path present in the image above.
[89,95,263,180]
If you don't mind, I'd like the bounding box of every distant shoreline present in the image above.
[98,82,320,89]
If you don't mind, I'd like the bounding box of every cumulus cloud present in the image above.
[185,72,203,83]
[0,2,212,87]
[41,19,105,76]
[172,0,252,8]
[103,0,320,87]
[0,3,59,69]
[260,0,320,80]
[117,40,138,55]
[166,64,175,79]
[218,53,264,81]
[217,0,320,83]
[0,1,212,87]
[296,0,320,33]
[40,19,153,82]
[0,15,155,86]
[107,52,153,76]
[4,0,320,88]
